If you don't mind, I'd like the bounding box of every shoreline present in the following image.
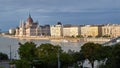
[1,35,110,43]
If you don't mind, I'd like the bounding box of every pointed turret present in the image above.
[19,20,22,27]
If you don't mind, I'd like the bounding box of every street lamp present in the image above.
[57,42,62,68]
[9,45,12,61]
[58,47,60,68]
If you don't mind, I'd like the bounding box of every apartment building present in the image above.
[102,24,120,37]
[63,25,80,37]
[81,25,99,37]
[50,22,63,37]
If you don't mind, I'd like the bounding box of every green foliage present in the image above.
[71,35,75,38]
[102,34,110,38]
[36,43,61,57]
[76,35,83,38]
[15,41,120,68]
[95,35,101,38]
[0,52,8,60]
[36,43,61,68]
[16,42,37,68]
[87,35,92,38]
[100,46,112,60]
[0,66,4,68]
[15,60,31,68]
[18,42,36,61]
[73,52,85,62]
[105,43,120,68]
[80,42,102,68]
[32,60,45,68]
[72,52,85,68]
[60,52,74,68]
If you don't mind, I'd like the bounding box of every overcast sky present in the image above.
[0,0,120,31]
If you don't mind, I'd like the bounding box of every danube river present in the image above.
[0,36,84,59]
[0,36,100,67]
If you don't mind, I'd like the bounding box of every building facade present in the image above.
[101,24,120,37]
[40,25,50,36]
[81,25,99,37]
[63,25,80,37]
[50,22,63,37]
[15,14,41,36]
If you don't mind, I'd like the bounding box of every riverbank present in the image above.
[2,35,49,40]
[1,35,110,43]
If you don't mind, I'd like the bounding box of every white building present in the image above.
[63,25,80,37]
[50,22,63,37]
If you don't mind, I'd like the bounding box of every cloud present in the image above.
[0,0,120,31]
[0,0,120,13]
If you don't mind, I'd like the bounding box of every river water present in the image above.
[0,36,84,59]
[0,36,99,67]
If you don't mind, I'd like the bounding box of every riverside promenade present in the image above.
[1,35,110,43]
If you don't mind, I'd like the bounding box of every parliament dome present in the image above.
[27,14,33,23]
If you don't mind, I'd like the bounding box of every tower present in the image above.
[26,13,33,28]
[27,14,33,23]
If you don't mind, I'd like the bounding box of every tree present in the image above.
[0,52,8,60]
[18,42,37,61]
[16,42,37,68]
[76,35,83,38]
[36,43,62,68]
[15,60,31,68]
[80,42,102,68]
[73,52,85,68]
[105,43,120,68]
[102,34,110,38]
[100,46,112,60]
[60,52,73,68]
[60,49,76,68]
[95,35,101,38]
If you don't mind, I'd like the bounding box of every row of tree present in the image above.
[12,42,120,68]
[15,42,76,68]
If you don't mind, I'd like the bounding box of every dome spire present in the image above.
[27,12,33,23]
[29,12,31,18]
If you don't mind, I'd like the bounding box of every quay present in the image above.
[1,35,110,43]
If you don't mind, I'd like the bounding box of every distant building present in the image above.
[81,25,99,37]
[63,25,80,37]
[98,25,103,37]
[50,22,63,37]
[40,25,50,36]
[9,28,15,35]
[15,14,41,36]
[101,24,120,37]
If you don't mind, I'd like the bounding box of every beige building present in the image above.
[81,25,99,37]
[50,22,63,37]
[15,14,41,36]
[101,24,120,37]
[63,25,80,37]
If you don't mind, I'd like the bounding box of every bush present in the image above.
[0,52,8,60]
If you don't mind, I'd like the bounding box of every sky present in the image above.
[0,0,120,31]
